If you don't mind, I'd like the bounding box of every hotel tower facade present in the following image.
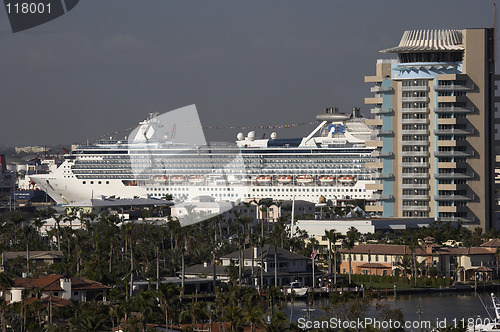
[364,28,496,231]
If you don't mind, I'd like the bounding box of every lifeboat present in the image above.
[153,176,168,182]
[128,181,137,186]
[188,175,205,183]
[256,176,272,183]
[296,175,314,184]
[170,176,185,183]
[277,176,292,184]
[338,176,355,183]
[319,176,335,183]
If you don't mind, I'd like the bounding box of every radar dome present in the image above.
[247,131,255,141]
[237,133,244,140]
[270,132,277,140]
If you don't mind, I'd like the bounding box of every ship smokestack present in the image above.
[352,107,360,118]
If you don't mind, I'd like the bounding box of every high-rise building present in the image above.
[364,29,496,231]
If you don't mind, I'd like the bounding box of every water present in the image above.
[283,290,497,329]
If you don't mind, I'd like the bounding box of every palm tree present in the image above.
[343,227,360,284]
[325,229,341,285]
[395,255,412,277]
[224,304,243,331]
[242,306,265,332]
[0,273,14,332]
[73,314,109,332]
[158,283,178,330]
[134,290,157,332]
[408,235,423,287]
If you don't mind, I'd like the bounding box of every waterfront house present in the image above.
[220,244,321,287]
[2,274,109,304]
[339,237,495,281]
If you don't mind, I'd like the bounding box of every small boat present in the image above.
[188,175,204,183]
[277,176,292,184]
[153,176,168,182]
[338,176,355,183]
[170,176,185,183]
[296,175,314,184]
[284,281,308,297]
[319,176,335,183]
[256,176,272,183]
[467,293,500,331]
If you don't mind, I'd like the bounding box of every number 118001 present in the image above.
[6,2,51,14]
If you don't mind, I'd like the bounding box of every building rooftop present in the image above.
[381,29,464,53]
[222,244,308,261]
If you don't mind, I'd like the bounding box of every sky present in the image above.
[0,0,496,146]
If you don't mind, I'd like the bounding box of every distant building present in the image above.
[1,251,65,272]
[220,244,320,287]
[365,28,497,231]
[14,146,47,154]
[339,238,496,281]
[2,274,109,304]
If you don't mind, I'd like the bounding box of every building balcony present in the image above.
[400,140,429,146]
[401,86,429,92]
[437,206,457,213]
[365,118,383,126]
[401,205,430,211]
[401,108,429,113]
[401,173,430,178]
[371,107,394,114]
[373,172,393,179]
[401,118,429,124]
[401,129,430,135]
[401,97,429,102]
[365,162,383,169]
[401,151,430,157]
[378,130,394,136]
[365,205,383,212]
[372,194,394,200]
[366,140,383,148]
[434,173,474,179]
[365,97,383,104]
[437,184,463,191]
[371,86,393,93]
[401,162,430,168]
[436,140,457,147]
[401,195,430,200]
[434,151,474,157]
[436,118,458,125]
[434,128,475,135]
[371,150,394,158]
[434,106,475,113]
[401,183,430,189]
[434,84,475,91]
[434,194,474,201]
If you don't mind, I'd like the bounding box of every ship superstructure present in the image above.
[31,106,379,205]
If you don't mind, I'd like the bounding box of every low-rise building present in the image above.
[2,274,109,304]
[339,238,496,281]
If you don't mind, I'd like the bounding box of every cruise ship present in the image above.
[31,105,379,205]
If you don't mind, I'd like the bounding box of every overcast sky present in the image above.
[0,0,496,145]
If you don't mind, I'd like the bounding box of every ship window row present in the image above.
[82,181,110,185]
[252,188,366,193]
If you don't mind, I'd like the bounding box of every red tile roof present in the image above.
[339,244,494,256]
[14,274,63,291]
[70,277,110,291]
[481,239,500,248]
